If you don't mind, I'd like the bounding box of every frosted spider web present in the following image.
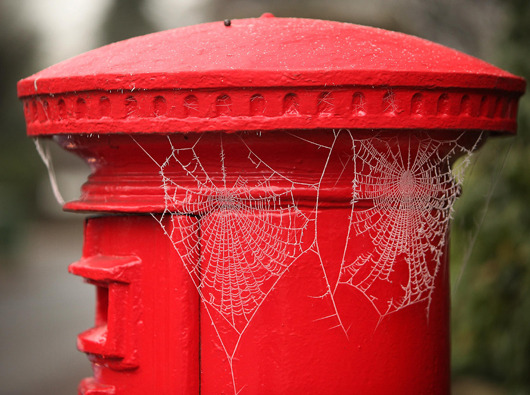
[132,129,481,393]
[336,132,481,320]
[153,134,311,333]
[134,131,326,393]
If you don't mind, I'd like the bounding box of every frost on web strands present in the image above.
[129,129,480,393]
[151,133,312,336]
[135,130,480,329]
[338,132,480,318]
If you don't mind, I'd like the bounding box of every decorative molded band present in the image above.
[23,86,520,135]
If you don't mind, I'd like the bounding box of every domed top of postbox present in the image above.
[18,15,525,135]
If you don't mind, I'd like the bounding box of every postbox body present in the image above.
[18,17,524,395]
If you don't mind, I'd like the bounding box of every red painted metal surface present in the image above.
[18,16,524,395]
[19,16,523,136]
[71,216,199,394]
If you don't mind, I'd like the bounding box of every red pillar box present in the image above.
[18,16,525,395]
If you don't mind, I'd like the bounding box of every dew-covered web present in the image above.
[134,131,324,393]
[336,132,481,319]
[133,129,480,393]
[154,134,311,333]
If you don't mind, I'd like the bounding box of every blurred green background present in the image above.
[0,0,528,394]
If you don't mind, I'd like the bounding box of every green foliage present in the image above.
[451,0,530,391]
